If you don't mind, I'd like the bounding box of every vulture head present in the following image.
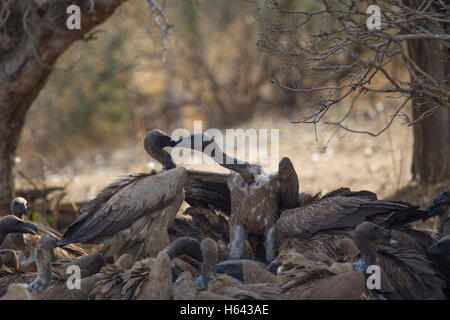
[144,130,178,170]
[0,215,37,237]
[11,197,27,219]
[354,222,391,242]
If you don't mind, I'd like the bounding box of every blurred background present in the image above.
[12,0,447,230]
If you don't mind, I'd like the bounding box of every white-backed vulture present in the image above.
[0,215,37,270]
[175,132,300,262]
[424,189,450,236]
[275,186,432,263]
[275,223,400,300]
[427,235,450,298]
[277,249,374,300]
[90,237,205,300]
[188,237,281,300]
[353,222,445,300]
[1,236,105,299]
[0,197,86,272]
[0,215,37,247]
[56,130,187,260]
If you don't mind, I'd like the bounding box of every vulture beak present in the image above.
[18,221,38,235]
[18,202,27,218]
[167,137,177,148]
[175,133,213,151]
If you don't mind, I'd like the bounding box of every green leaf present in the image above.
[31,210,39,221]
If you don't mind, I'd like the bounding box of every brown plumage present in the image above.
[57,130,187,260]
[193,238,281,300]
[424,189,450,236]
[353,222,444,300]
[0,250,19,270]
[175,134,302,262]
[0,236,105,299]
[91,237,202,300]
[0,215,37,245]
[0,215,38,271]
[196,238,218,289]
[277,222,401,300]
[173,271,199,300]
[277,250,370,300]
[276,194,423,241]
[428,235,450,297]
[0,198,86,272]
[278,157,299,209]
[277,229,358,263]
[228,170,279,261]
[206,275,281,300]
[183,169,231,214]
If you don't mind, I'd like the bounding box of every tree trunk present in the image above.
[0,0,128,214]
[407,38,450,184]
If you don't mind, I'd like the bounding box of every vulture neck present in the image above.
[151,148,176,170]
[353,232,377,272]
[0,227,7,246]
[0,219,14,245]
[28,240,55,293]
[176,133,258,184]
[199,239,217,289]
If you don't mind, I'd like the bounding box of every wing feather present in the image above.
[57,168,187,246]
[276,196,414,239]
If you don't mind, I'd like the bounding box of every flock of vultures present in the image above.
[0,129,449,300]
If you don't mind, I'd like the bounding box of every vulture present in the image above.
[427,235,450,298]
[277,249,385,300]
[0,215,38,270]
[0,197,86,272]
[90,237,204,300]
[180,237,281,300]
[275,187,432,263]
[56,130,187,260]
[175,132,299,262]
[353,222,445,300]
[0,215,37,247]
[424,189,450,236]
[1,236,105,299]
[276,222,399,300]
[170,237,281,300]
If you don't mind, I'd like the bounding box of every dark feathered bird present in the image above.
[353,222,444,300]
[56,130,187,260]
[276,193,424,241]
[424,189,450,236]
[0,215,37,246]
[427,235,450,297]
[91,237,204,300]
[175,132,300,262]
[0,197,86,272]
[1,236,104,299]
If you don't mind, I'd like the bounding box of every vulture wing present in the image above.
[57,168,187,246]
[183,169,231,215]
[377,247,445,300]
[278,157,299,210]
[276,196,415,239]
